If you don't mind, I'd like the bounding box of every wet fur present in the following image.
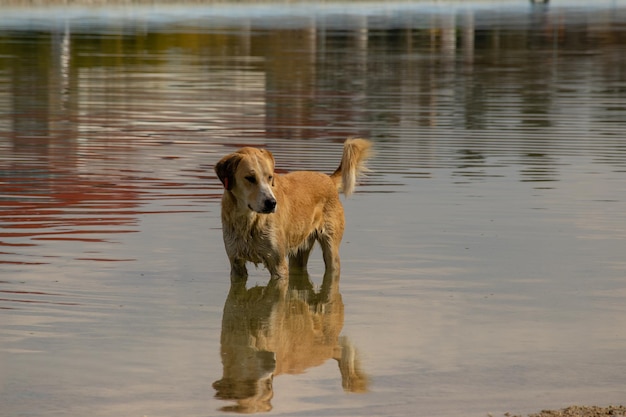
[215,138,372,281]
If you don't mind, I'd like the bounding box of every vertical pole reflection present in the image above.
[10,32,52,148]
[9,23,77,153]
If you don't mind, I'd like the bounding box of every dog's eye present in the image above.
[245,176,257,184]
[268,175,273,182]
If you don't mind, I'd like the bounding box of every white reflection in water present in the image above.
[1,2,626,417]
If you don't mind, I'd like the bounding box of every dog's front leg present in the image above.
[266,257,289,281]
[229,257,248,283]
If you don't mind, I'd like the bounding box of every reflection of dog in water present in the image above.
[213,271,368,413]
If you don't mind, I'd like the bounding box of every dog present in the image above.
[214,138,372,281]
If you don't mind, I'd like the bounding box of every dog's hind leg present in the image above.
[288,234,316,272]
[319,230,342,273]
[319,204,345,273]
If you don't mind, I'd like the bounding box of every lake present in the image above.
[1,1,626,416]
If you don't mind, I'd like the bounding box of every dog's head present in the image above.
[215,147,277,214]
[213,349,275,412]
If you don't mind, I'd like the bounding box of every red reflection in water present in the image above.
[0,169,141,245]
[0,298,80,306]
[0,137,150,266]
[0,289,81,307]
[0,260,49,265]
[73,257,135,262]
[0,152,215,267]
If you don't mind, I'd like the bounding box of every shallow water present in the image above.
[1,1,626,416]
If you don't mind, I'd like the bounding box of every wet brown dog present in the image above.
[214,138,372,281]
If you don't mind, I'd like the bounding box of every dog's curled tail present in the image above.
[331,138,373,197]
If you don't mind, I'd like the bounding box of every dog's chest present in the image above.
[223,220,277,264]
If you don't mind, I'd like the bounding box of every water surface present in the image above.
[1,1,626,416]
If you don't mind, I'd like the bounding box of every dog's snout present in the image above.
[263,198,277,213]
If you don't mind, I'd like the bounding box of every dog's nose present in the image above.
[263,198,277,213]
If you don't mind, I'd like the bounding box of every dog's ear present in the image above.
[261,149,276,186]
[215,153,243,191]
